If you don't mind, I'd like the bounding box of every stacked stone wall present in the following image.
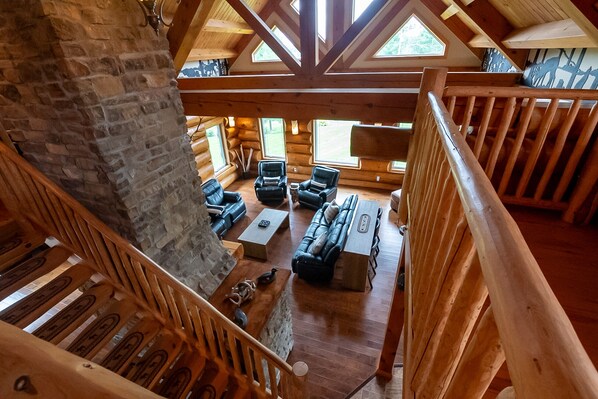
[0,0,234,297]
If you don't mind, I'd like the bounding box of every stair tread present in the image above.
[0,245,72,301]
[66,298,137,359]
[154,349,207,398]
[0,231,46,272]
[100,317,162,374]
[125,331,183,389]
[190,363,230,399]
[33,283,114,344]
[0,264,94,328]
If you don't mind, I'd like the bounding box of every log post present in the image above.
[443,306,505,399]
[497,386,516,399]
[562,138,598,223]
[398,67,447,225]
[289,361,308,399]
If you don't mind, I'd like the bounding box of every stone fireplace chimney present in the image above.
[0,0,234,297]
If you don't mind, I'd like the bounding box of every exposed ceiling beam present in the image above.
[447,0,528,70]
[227,0,302,75]
[441,5,459,20]
[204,19,253,34]
[300,0,318,74]
[187,48,239,61]
[470,19,597,49]
[559,0,598,45]
[167,0,218,73]
[179,88,419,122]
[177,72,522,90]
[315,0,390,75]
[230,1,276,67]
[419,0,483,60]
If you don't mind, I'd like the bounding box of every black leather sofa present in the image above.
[254,160,287,202]
[292,194,358,282]
[201,178,247,238]
[297,166,340,210]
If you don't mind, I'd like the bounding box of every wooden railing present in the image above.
[0,142,307,399]
[398,70,598,398]
[443,86,598,223]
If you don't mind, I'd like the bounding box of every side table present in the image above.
[289,183,299,204]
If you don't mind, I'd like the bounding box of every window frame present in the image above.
[259,118,287,160]
[313,119,361,168]
[371,13,448,60]
[251,25,301,63]
[205,122,229,175]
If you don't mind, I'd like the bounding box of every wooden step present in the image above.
[0,264,94,328]
[0,246,72,301]
[0,231,46,272]
[33,284,114,344]
[154,349,207,398]
[125,330,183,389]
[66,299,137,359]
[224,383,252,399]
[100,318,162,374]
[190,363,230,399]
[0,209,19,242]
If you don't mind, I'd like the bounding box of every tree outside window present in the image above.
[206,124,228,173]
[314,120,359,167]
[260,118,286,159]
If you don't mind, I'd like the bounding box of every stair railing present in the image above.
[399,69,598,398]
[443,86,598,223]
[0,142,307,399]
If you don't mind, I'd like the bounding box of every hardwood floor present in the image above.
[222,179,403,399]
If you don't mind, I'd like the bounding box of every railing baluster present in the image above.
[472,96,495,159]
[459,95,476,136]
[485,97,517,179]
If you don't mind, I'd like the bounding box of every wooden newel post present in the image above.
[289,361,309,399]
[398,67,448,225]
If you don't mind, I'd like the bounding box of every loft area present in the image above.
[0,1,597,398]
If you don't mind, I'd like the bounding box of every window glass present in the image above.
[252,26,301,62]
[353,0,373,22]
[206,125,227,173]
[314,120,359,167]
[375,15,445,57]
[260,118,286,159]
[291,0,327,40]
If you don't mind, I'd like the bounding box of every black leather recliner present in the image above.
[297,166,340,210]
[254,160,287,202]
[201,178,246,238]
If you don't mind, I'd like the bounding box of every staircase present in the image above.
[0,144,306,398]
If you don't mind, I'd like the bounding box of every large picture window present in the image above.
[314,120,359,167]
[260,118,286,159]
[206,124,228,173]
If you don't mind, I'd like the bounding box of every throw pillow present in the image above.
[310,180,327,193]
[309,233,328,255]
[324,200,340,224]
[263,176,279,186]
[206,205,225,215]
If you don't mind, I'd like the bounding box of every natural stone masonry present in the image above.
[0,0,234,297]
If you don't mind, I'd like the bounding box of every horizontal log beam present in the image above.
[350,125,410,161]
[180,89,418,121]
[204,19,253,34]
[177,72,521,90]
[187,48,238,61]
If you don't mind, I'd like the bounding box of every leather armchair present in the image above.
[297,166,340,210]
[254,160,287,202]
[201,178,247,238]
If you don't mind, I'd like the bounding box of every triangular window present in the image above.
[252,26,301,63]
[375,15,445,57]
[290,0,327,41]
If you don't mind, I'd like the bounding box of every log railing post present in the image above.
[399,67,447,225]
[289,361,308,399]
[562,138,598,223]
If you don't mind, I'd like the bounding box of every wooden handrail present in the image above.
[0,143,305,398]
[444,85,598,100]
[401,77,598,398]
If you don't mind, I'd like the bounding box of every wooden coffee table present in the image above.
[238,208,289,260]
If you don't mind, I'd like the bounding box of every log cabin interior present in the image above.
[0,0,597,398]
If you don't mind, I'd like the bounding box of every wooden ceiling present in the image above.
[163,0,598,74]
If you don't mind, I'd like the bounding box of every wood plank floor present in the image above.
[222,179,403,399]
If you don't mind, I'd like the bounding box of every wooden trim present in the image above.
[167,0,218,72]
[227,0,302,75]
[230,0,276,67]
[446,0,527,70]
[315,0,390,75]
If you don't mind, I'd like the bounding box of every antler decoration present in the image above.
[225,279,257,307]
